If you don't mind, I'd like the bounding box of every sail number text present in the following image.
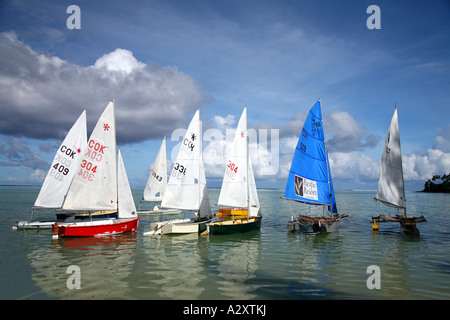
[172,162,186,180]
[49,145,77,181]
[226,160,238,180]
[78,160,98,181]
[77,139,106,181]
[152,170,163,182]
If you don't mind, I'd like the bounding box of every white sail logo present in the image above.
[294,175,318,200]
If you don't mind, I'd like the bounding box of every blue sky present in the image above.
[0,0,449,190]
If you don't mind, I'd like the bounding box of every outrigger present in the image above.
[372,106,426,235]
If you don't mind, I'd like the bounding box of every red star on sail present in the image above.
[103,123,110,131]
[241,131,245,138]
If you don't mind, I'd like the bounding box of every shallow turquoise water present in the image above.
[1,186,449,299]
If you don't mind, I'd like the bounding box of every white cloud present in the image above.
[433,124,450,153]
[200,114,280,181]
[403,149,450,181]
[0,31,210,143]
[329,152,379,183]
[0,137,48,170]
[212,114,235,131]
[93,49,145,74]
[325,110,379,152]
[30,168,46,182]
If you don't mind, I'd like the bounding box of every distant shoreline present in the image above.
[1,185,437,193]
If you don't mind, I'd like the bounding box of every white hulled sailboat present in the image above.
[138,137,181,215]
[13,111,88,229]
[143,110,212,235]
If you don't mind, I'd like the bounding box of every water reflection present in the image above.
[13,188,450,300]
[28,233,138,299]
[140,233,207,299]
[204,231,261,299]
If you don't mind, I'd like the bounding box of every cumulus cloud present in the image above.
[279,109,379,152]
[197,113,279,181]
[403,148,450,181]
[0,137,48,170]
[276,109,381,185]
[93,49,145,74]
[279,112,307,138]
[329,152,379,183]
[325,110,379,153]
[277,134,379,188]
[433,124,450,153]
[0,31,210,144]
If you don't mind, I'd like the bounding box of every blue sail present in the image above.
[284,100,338,215]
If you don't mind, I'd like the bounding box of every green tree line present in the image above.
[422,173,450,193]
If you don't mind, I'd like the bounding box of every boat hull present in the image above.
[13,220,55,229]
[287,215,347,233]
[137,209,182,215]
[13,211,119,230]
[400,222,420,235]
[56,210,118,220]
[144,218,210,235]
[206,216,262,234]
[56,218,139,237]
[287,219,339,233]
[372,215,426,235]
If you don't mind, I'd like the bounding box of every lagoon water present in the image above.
[1,186,449,300]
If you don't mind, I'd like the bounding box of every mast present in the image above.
[319,99,334,217]
[396,105,406,217]
[112,99,118,212]
[245,107,250,221]
[198,111,202,215]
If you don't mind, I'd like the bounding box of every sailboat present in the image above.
[53,100,139,238]
[372,106,426,235]
[283,99,347,233]
[13,111,90,229]
[143,110,212,235]
[138,137,181,215]
[204,107,262,235]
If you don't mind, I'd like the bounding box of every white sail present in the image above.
[248,154,260,217]
[161,110,211,216]
[34,111,87,208]
[217,107,249,208]
[117,149,137,219]
[63,100,117,211]
[376,107,406,211]
[142,137,167,202]
[198,157,212,218]
[218,107,260,217]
